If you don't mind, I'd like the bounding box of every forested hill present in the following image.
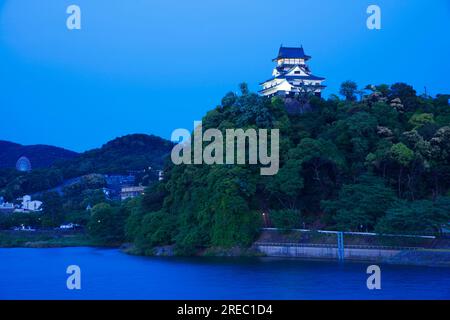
[0,141,78,169]
[0,134,174,198]
[2,83,450,256]
[53,134,174,179]
[121,83,450,255]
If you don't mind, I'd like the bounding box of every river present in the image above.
[0,247,449,300]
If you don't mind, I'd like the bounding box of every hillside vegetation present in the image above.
[2,83,450,255]
[115,82,450,255]
[0,134,173,201]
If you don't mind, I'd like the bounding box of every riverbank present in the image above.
[254,242,450,267]
[2,229,450,267]
[253,230,450,267]
[0,230,115,248]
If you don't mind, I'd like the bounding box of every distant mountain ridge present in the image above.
[0,134,174,198]
[0,140,79,169]
[0,134,174,172]
[55,134,174,177]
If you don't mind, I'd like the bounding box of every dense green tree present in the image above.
[124,207,144,241]
[376,197,450,234]
[322,175,397,231]
[390,143,414,167]
[269,209,302,230]
[87,203,128,244]
[389,143,415,197]
[40,192,64,227]
[409,113,435,129]
[141,183,166,212]
[339,81,358,101]
[134,211,176,255]
[265,158,304,209]
[374,84,390,97]
[239,82,250,95]
[389,83,418,112]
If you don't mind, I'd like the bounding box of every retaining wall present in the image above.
[255,243,401,262]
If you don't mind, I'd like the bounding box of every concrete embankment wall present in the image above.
[385,250,450,267]
[254,230,450,266]
[255,244,401,262]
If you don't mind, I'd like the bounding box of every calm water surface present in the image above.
[0,247,449,300]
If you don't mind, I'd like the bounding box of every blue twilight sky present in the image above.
[0,0,449,152]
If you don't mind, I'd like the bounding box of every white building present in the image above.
[0,201,14,213]
[121,186,145,201]
[59,223,81,230]
[259,46,325,97]
[14,195,43,213]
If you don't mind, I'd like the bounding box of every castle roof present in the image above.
[258,80,326,93]
[260,74,325,85]
[273,46,311,61]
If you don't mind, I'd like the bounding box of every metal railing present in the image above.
[254,242,421,251]
[261,228,436,239]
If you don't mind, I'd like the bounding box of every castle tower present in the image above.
[259,46,326,98]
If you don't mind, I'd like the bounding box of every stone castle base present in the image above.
[283,97,313,114]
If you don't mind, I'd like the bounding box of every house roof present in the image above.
[273,46,311,61]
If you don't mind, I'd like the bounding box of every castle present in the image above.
[259,46,325,98]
